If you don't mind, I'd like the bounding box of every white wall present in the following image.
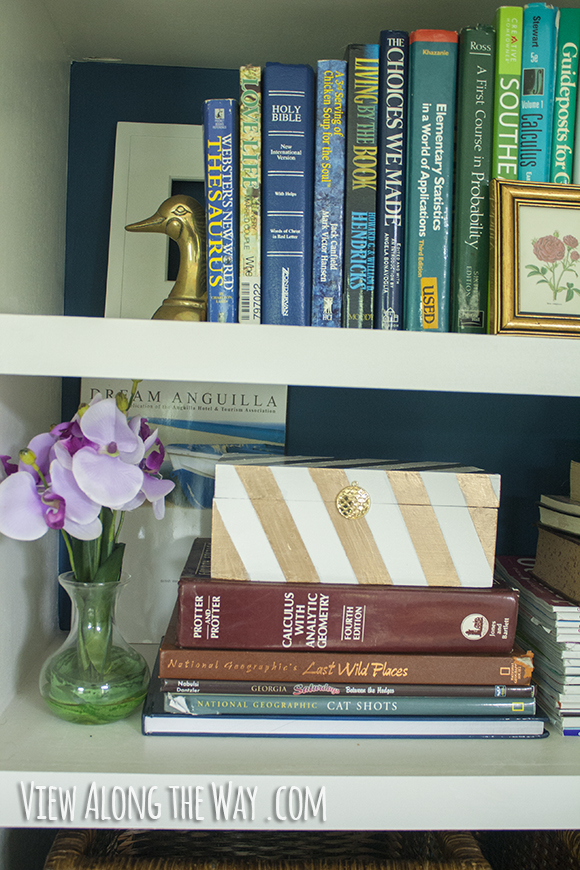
[0,0,70,861]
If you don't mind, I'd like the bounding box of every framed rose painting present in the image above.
[490,179,580,336]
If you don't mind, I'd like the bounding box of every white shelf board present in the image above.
[1,643,580,830]
[1,313,580,396]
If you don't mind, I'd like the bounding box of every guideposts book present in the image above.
[404,30,458,332]
[78,378,287,643]
[261,62,315,325]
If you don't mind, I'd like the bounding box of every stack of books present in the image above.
[142,537,545,739]
[496,556,580,736]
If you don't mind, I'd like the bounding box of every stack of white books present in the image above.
[496,555,580,736]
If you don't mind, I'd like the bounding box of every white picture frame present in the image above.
[105,121,204,319]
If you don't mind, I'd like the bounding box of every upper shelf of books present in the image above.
[1,312,579,396]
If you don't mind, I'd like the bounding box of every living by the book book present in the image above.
[342,43,380,329]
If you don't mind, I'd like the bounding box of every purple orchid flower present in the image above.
[71,398,146,509]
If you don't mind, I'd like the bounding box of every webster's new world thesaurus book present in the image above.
[203,98,239,322]
[404,30,458,332]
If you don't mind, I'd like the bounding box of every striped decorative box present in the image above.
[211,459,501,587]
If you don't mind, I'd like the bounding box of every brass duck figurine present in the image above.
[125,194,207,321]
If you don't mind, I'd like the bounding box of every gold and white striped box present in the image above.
[210,460,501,587]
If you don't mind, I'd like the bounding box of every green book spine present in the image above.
[165,692,537,718]
[491,6,524,180]
[238,64,262,322]
[342,44,380,328]
[551,8,580,184]
[403,30,458,332]
[451,25,496,334]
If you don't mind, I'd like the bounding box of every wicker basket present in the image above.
[43,829,494,870]
[476,830,580,870]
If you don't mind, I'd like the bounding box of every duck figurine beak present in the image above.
[125,194,207,321]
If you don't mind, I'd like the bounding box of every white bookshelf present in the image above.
[1,0,580,838]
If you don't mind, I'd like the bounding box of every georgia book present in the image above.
[403,30,458,332]
[492,6,524,180]
[261,62,315,325]
[375,30,408,331]
[238,64,262,322]
[342,43,380,328]
[311,59,346,327]
[451,25,495,334]
[177,537,519,653]
[203,98,239,322]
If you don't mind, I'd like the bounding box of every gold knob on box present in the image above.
[335,482,371,520]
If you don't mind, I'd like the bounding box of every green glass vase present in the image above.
[39,573,150,725]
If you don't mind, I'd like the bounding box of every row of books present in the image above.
[142,537,546,739]
[200,3,580,334]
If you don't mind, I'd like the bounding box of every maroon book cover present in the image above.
[176,538,519,653]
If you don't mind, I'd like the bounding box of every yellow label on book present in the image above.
[421,278,439,329]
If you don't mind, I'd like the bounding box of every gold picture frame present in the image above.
[490,179,580,336]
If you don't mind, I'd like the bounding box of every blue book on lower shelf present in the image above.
[261,63,315,325]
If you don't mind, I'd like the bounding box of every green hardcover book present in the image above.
[451,25,496,334]
[238,64,262,322]
[404,30,458,332]
[552,8,580,184]
[491,7,523,180]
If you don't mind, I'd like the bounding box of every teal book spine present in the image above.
[403,30,458,332]
[518,2,559,183]
[165,692,536,718]
[203,98,239,322]
[491,6,524,180]
[342,43,380,328]
[311,59,347,327]
[451,25,496,334]
[551,8,580,184]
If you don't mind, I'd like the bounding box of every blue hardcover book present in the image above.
[342,44,380,328]
[518,2,559,183]
[311,59,346,327]
[203,98,239,322]
[261,62,315,325]
[404,30,458,332]
[375,30,408,330]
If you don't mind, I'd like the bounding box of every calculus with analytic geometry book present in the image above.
[177,538,519,654]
